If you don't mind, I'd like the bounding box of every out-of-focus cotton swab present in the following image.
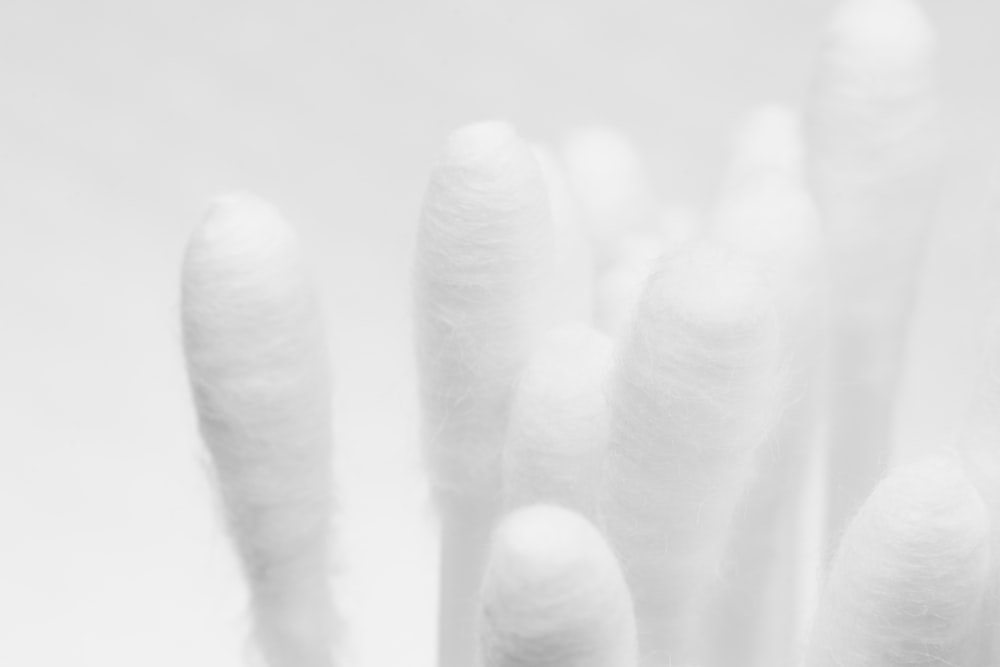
[805,456,990,667]
[601,242,785,666]
[532,145,595,326]
[502,324,612,520]
[698,104,827,667]
[594,232,663,336]
[414,121,553,667]
[479,505,637,667]
[563,125,658,271]
[181,193,336,667]
[805,0,942,553]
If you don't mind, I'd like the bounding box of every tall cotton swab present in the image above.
[698,104,827,667]
[804,456,990,667]
[479,505,637,667]
[181,193,335,667]
[601,241,786,666]
[414,121,553,667]
[502,324,613,520]
[804,0,942,552]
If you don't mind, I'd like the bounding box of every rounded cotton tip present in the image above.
[181,192,335,666]
[443,121,521,171]
[415,120,552,503]
[806,456,990,667]
[563,125,656,263]
[829,0,936,79]
[184,192,305,290]
[503,324,612,517]
[642,243,774,344]
[729,104,804,182]
[480,505,637,667]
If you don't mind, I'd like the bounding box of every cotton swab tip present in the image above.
[480,505,637,667]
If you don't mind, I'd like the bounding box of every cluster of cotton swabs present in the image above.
[179,1,1000,666]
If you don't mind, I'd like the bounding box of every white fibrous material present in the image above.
[805,457,990,667]
[415,121,554,667]
[805,0,942,550]
[698,104,827,667]
[502,324,613,520]
[601,242,786,666]
[415,121,553,506]
[479,505,637,667]
[181,192,335,666]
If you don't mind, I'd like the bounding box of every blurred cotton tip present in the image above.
[728,104,805,184]
[503,324,613,518]
[828,0,936,81]
[810,0,939,179]
[480,505,637,667]
[563,125,657,266]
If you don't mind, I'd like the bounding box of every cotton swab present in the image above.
[804,0,942,552]
[698,104,826,667]
[804,456,990,667]
[181,193,335,667]
[593,232,663,336]
[562,125,658,272]
[414,121,553,667]
[531,145,595,326]
[601,241,785,666]
[479,505,637,667]
[502,324,613,520]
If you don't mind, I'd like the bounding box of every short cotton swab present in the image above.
[804,0,942,552]
[181,193,336,667]
[804,456,990,667]
[479,504,637,667]
[502,323,613,520]
[601,242,785,666]
[414,121,553,667]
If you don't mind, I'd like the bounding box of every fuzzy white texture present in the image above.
[479,505,637,667]
[594,232,664,337]
[181,192,335,667]
[601,241,786,666]
[502,324,613,520]
[697,104,827,667]
[805,456,990,667]
[809,0,938,185]
[958,318,1000,664]
[562,125,658,271]
[805,0,942,554]
[531,145,595,327]
[415,121,553,505]
[806,0,939,314]
[415,121,553,667]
